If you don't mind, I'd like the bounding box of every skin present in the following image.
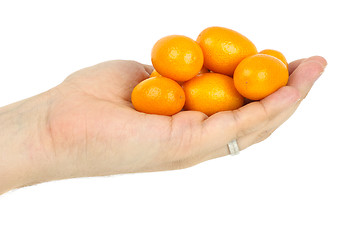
[0,56,327,195]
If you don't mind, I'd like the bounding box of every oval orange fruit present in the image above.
[183,72,244,116]
[233,54,289,100]
[259,49,288,68]
[197,26,257,76]
[131,76,185,116]
[151,35,204,82]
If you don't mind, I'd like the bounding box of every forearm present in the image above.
[0,92,53,195]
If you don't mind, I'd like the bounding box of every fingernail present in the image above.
[305,56,328,69]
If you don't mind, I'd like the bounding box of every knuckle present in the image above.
[235,109,270,139]
[255,129,273,143]
[169,157,196,170]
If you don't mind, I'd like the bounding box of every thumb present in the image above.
[64,60,151,103]
[98,60,152,102]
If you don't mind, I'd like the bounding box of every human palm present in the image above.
[46,57,326,179]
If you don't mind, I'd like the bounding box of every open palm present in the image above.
[46,57,326,179]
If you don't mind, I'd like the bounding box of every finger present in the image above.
[196,56,327,161]
[200,85,300,157]
[303,55,327,67]
[266,56,327,129]
[288,58,305,74]
[288,55,327,75]
[203,127,276,160]
[288,56,327,100]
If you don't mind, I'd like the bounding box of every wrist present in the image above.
[0,90,55,194]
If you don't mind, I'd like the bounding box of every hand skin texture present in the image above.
[0,56,327,195]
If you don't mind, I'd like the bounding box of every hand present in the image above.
[0,57,327,193]
[45,56,326,176]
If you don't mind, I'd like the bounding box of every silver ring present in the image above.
[227,139,240,156]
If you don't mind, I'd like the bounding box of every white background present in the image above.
[0,0,358,239]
